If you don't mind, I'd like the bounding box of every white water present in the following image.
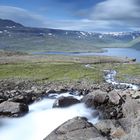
[85,64,139,90]
[104,70,139,90]
[0,93,98,140]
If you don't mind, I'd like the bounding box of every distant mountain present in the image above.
[0,18,140,53]
[0,19,23,28]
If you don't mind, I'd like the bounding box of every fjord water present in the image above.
[0,94,98,140]
[100,48,140,62]
[33,48,140,62]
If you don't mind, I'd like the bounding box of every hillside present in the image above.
[0,19,23,28]
[0,19,140,53]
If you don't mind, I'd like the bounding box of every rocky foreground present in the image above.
[0,80,140,140]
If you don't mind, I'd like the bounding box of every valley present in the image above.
[0,18,140,140]
[0,19,140,53]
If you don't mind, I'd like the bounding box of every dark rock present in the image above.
[59,88,68,93]
[132,58,136,62]
[46,89,57,94]
[44,117,104,140]
[53,96,80,108]
[0,101,29,117]
[0,98,6,103]
[94,94,109,107]
[100,83,114,92]
[9,94,33,104]
[82,90,123,119]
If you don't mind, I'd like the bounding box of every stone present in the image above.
[122,96,140,118]
[44,117,104,140]
[108,91,121,105]
[46,89,57,94]
[95,119,126,139]
[131,91,140,99]
[9,94,33,104]
[0,101,29,117]
[82,90,123,119]
[94,94,109,107]
[82,90,109,108]
[111,128,126,139]
[118,116,140,140]
[53,96,80,108]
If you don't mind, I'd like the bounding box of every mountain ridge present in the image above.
[0,18,140,52]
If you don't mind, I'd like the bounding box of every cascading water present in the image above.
[85,64,139,90]
[0,93,98,140]
[104,69,139,90]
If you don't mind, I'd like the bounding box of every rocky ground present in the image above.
[44,88,140,140]
[0,79,140,140]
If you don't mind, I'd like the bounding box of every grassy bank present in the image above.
[0,62,103,83]
[0,55,139,83]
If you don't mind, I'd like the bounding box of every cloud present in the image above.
[0,6,45,27]
[88,0,140,31]
[0,1,140,32]
[48,0,140,31]
[90,0,140,20]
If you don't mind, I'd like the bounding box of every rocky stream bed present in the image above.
[0,70,140,140]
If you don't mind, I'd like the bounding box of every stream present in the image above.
[85,64,139,90]
[0,64,139,140]
[104,70,139,90]
[0,93,98,140]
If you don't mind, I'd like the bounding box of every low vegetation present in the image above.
[0,55,139,83]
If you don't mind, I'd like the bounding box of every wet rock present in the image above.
[53,96,80,108]
[45,89,57,96]
[44,117,103,140]
[9,94,33,104]
[0,101,29,117]
[59,88,68,93]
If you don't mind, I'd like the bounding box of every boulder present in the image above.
[44,117,104,140]
[0,101,29,117]
[53,96,80,108]
[95,119,126,139]
[9,94,33,104]
[118,116,140,140]
[82,90,109,108]
[108,91,122,105]
[122,96,140,118]
[82,90,123,119]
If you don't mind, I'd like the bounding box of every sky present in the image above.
[0,0,140,32]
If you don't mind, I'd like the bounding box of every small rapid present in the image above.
[85,64,139,91]
[104,70,139,90]
[0,93,98,140]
